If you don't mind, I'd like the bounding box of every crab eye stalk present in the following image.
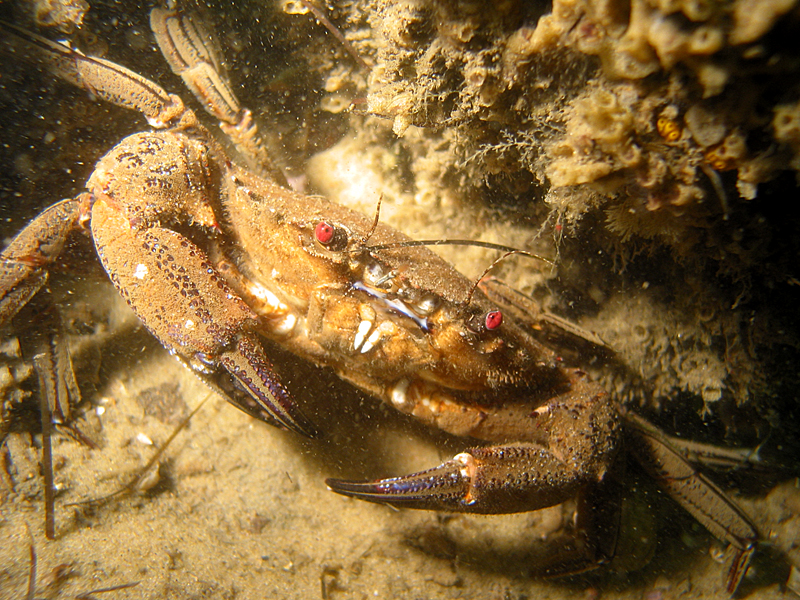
[464,309,503,335]
[315,221,335,245]
[485,310,503,330]
[314,220,349,251]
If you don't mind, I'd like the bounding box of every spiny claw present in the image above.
[219,335,321,439]
[91,201,319,439]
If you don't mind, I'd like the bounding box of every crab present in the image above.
[0,4,769,596]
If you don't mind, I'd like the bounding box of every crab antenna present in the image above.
[357,194,383,247]
[464,250,528,307]
[364,238,554,267]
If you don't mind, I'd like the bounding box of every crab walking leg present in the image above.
[150,7,238,124]
[32,352,58,539]
[328,379,621,514]
[90,197,318,438]
[150,6,287,184]
[622,412,758,594]
[0,199,84,326]
[1,199,91,539]
[622,409,765,472]
[15,294,85,430]
[0,21,189,129]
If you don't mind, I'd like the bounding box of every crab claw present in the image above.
[216,335,321,438]
[90,200,320,438]
[327,458,472,511]
[327,444,588,515]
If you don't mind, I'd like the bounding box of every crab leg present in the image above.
[0,198,84,326]
[90,197,318,438]
[328,443,598,514]
[2,201,91,538]
[328,376,621,513]
[32,351,58,539]
[0,21,189,129]
[17,297,84,430]
[621,411,758,594]
[150,6,238,125]
[150,6,287,184]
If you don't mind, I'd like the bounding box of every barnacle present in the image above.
[656,114,682,143]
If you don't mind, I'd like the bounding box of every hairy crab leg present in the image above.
[150,6,287,184]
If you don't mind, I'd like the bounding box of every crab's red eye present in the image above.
[315,221,335,245]
[485,310,503,330]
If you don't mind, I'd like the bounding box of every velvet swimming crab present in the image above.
[0,5,764,595]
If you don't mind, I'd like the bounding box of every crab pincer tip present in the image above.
[325,459,470,511]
